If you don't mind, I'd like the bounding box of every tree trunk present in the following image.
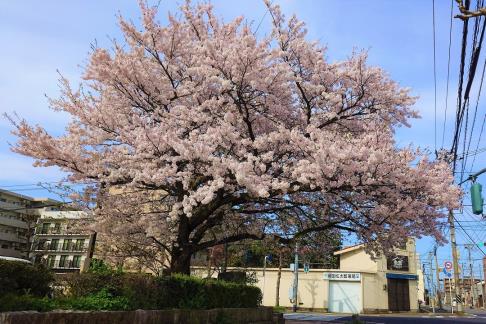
[169,214,192,275]
[169,250,192,275]
[276,248,283,307]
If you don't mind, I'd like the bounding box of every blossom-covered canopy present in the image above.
[10,1,460,273]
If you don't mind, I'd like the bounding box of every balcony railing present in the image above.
[44,259,81,269]
[35,243,89,252]
[37,228,64,235]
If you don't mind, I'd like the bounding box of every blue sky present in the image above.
[0,1,485,274]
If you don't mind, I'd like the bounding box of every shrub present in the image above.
[60,271,124,297]
[65,273,262,309]
[86,258,114,275]
[0,290,131,312]
[0,260,54,296]
[120,273,160,309]
[60,288,131,311]
[0,294,54,312]
[156,274,262,309]
[50,272,261,311]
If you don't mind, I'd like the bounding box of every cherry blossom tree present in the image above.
[8,1,461,274]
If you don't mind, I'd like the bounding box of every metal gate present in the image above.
[387,278,410,311]
[328,281,362,313]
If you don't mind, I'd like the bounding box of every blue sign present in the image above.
[386,273,418,280]
[443,267,452,278]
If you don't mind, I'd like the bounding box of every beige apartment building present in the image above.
[32,211,96,273]
[0,189,56,259]
[194,240,423,313]
[0,188,95,272]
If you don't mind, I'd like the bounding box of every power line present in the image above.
[0,181,89,188]
[460,13,486,179]
[469,114,486,173]
[442,0,455,148]
[433,0,438,152]
[454,214,486,256]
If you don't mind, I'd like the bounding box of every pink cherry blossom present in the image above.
[8,1,460,274]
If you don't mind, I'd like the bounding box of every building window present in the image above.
[50,239,59,251]
[73,256,81,268]
[1,244,9,249]
[47,255,55,268]
[63,239,72,251]
[75,239,85,251]
[53,223,61,234]
[59,255,68,268]
[41,223,50,234]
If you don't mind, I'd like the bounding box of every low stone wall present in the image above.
[0,307,275,324]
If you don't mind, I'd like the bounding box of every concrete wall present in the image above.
[255,268,329,309]
[194,264,419,313]
[0,308,275,324]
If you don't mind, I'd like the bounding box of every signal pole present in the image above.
[448,210,464,312]
[292,241,299,312]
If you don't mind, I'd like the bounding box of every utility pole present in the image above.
[449,276,454,314]
[462,262,466,307]
[465,245,476,308]
[482,260,486,309]
[428,252,436,313]
[449,209,464,312]
[292,241,299,312]
[434,246,443,309]
[262,255,268,302]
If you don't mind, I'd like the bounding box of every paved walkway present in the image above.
[283,311,486,323]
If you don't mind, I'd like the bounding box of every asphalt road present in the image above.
[284,311,486,323]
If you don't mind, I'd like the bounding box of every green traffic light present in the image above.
[471,183,483,215]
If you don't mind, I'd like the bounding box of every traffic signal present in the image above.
[471,183,483,215]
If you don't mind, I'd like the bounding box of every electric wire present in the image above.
[451,0,470,173]
[433,0,438,152]
[454,214,486,256]
[469,114,486,173]
[442,0,455,148]
[460,12,486,181]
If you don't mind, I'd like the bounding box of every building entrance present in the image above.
[387,278,410,311]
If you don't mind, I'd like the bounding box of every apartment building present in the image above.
[0,189,48,259]
[32,211,96,272]
[0,188,95,272]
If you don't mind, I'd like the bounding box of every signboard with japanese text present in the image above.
[323,272,361,281]
[386,255,409,271]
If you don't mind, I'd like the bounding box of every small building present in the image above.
[194,240,422,313]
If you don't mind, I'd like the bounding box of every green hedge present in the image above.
[0,289,131,312]
[0,266,262,312]
[57,272,262,311]
[0,260,54,297]
[158,274,262,309]
[0,294,53,312]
